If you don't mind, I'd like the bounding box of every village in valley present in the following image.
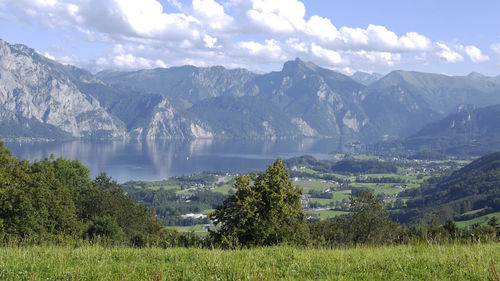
[122,153,470,234]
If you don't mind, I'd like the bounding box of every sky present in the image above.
[0,0,499,76]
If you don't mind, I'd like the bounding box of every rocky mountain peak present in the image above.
[282,58,318,75]
[350,71,383,86]
[0,38,125,139]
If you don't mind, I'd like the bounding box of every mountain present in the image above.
[98,58,373,140]
[402,104,500,156]
[2,38,500,142]
[467,72,500,84]
[0,39,125,139]
[361,70,500,139]
[350,71,383,85]
[393,151,500,224]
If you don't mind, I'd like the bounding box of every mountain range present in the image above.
[402,104,500,155]
[1,38,500,144]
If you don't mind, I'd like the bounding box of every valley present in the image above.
[122,153,481,235]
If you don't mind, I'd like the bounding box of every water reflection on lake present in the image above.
[5,138,341,183]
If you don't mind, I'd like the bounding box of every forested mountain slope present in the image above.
[393,151,500,223]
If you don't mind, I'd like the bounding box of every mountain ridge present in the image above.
[402,104,500,156]
[2,38,500,143]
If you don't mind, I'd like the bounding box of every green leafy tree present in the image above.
[0,144,80,240]
[347,189,399,245]
[86,215,124,242]
[210,159,309,248]
[0,141,162,245]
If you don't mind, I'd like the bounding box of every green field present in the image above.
[170,224,209,235]
[0,244,498,280]
[294,180,333,191]
[307,209,348,219]
[211,184,234,195]
[146,185,180,191]
[456,212,500,227]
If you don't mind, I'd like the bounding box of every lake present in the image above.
[5,139,341,183]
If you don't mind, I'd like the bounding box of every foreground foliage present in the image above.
[210,159,309,248]
[0,142,161,246]
[0,243,498,280]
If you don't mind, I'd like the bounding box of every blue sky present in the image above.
[1,0,499,76]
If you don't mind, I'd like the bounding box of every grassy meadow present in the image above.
[0,243,499,280]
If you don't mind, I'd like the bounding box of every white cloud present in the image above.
[310,43,343,65]
[241,1,431,52]
[104,0,201,39]
[336,25,432,52]
[399,32,432,51]
[339,27,369,46]
[238,39,284,60]
[0,0,484,73]
[303,15,339,42]
[203,35,218,48]
[95,52,166,70]
[246,0,306,33]
[436,42,464,63]
[166,0,183,10]
[43,52,55,60]
[286,38,308,53]
[464,45,489,62]
[192,0,234,30]
[490,43,500,56]
[352,50,401,66]
[35,0,57,6]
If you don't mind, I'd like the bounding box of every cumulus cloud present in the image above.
[436,42,464,63]
[245,0,306,33]
[352,50,401,66]
[203,35,218,48]
[464,45,489,63]
[240,1,431,52]
[303,15,339,42]
[192,0,234,31]
[238,39,284,61]
[286,38,308,53]
[0,0,484,73]
[310,43,343,65]
[490,43,500,56]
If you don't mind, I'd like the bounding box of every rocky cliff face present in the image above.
[0,39,125,138]
[98,58,373,141]
[127,98,213,139]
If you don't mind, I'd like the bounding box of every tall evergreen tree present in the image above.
[210,159,309,248]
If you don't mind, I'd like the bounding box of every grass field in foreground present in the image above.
[0,243,499,280]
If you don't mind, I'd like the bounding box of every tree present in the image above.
[209,159,309,248]
[347,189,398,245]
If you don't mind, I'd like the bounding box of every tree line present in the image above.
[0,142,498,248]
[0,142,162,246]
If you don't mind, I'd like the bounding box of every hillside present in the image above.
[403,104,500,156]
[393,151,500,223]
